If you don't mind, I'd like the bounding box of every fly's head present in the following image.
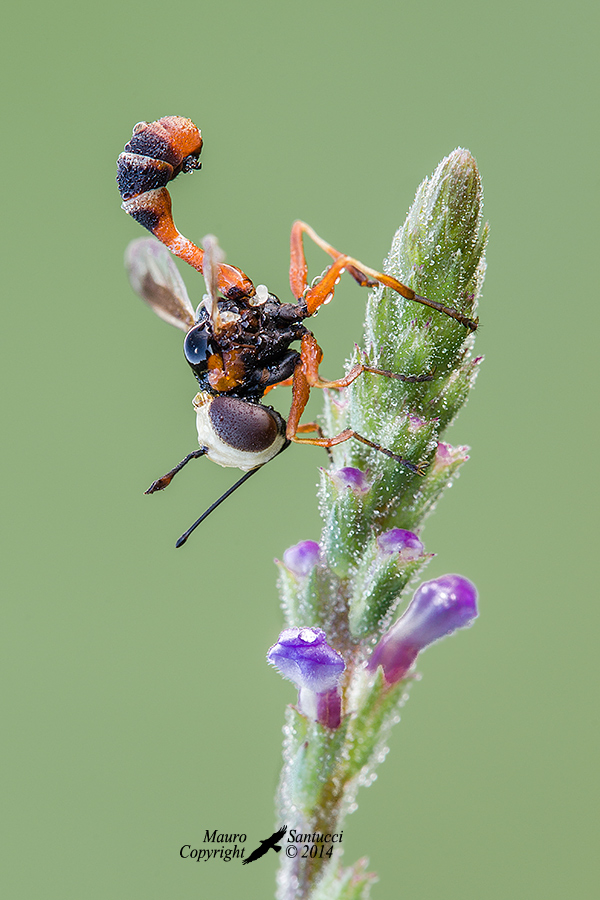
[184,285,308,399]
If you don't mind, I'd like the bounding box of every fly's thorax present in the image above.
[192,392,287,469]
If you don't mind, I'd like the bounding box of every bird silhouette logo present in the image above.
[242,825,287,865]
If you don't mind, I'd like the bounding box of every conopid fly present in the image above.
[117,116,476,546]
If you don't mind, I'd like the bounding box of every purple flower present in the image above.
[377,528,424,561]
[268,628,346,729]
[367,575,478,685]
[282,541,320,578]
[330,467,372,495]
[268,628,345,692]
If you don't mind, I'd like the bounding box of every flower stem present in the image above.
[274,148,487,900]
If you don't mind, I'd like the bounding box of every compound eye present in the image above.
[184,323,210,373]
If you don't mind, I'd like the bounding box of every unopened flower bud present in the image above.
[282,541,320,578]
[331,467,372,496]
[377,528,424,561]
[408,414,427,432]
[367,575,478,685]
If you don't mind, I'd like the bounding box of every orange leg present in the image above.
[294,332,433,391]
[286,333,428,475]
[314,363,434,389]
[292,428,427,476]
[263,376,294,396]
[295,422,325,434]
[290,220,376,299]
[289,220,477,330]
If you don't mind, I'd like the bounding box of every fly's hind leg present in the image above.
[287,334,430,475]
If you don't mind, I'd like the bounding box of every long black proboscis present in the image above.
[175,466,263,548]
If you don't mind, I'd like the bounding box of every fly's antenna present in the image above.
[175,466,263,548]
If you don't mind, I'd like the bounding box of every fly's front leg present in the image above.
[312,362,435,390]
[263,377,294,396]
[289,219,477,330]
[290,220,375,300]
[295,421,333,460]
[145,448,208,494]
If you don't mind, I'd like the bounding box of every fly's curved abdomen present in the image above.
[116,116,203,203]
[117,117,254,297]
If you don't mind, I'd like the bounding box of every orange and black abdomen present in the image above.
[118,115,255,297]
[116,116,203,203]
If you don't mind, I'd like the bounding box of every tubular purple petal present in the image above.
[299,686,342,730]
[367,575,478,685]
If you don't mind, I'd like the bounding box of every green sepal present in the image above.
[429,356,482,431]
[277,560,339,630]
[332,391,441,527]
[319,471,372,578]
[348,545,433,639]
[284,707,350,816]
[342,669,413,781]
[388,441,470,532]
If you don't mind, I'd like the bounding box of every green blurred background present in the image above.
[2,0,597,897]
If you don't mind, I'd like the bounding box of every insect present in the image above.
[117,116,477,547]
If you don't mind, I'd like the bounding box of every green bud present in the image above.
[319,469,372,578]
[341,668,413,781]
[348,531,433,638]
[277,559,326,627]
